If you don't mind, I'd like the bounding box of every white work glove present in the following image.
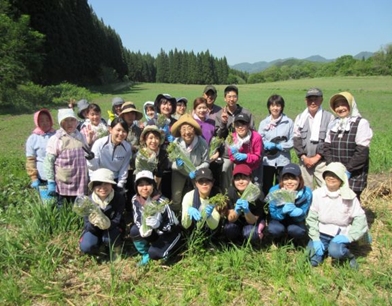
[88,211,111,230]
[145,213,162,229]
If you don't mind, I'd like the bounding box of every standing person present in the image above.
[141,101,155,128]
[267,163,312,245]
[170,114,209,212]
[215,85,254,192]
[192,97,215,145]
[223,164,266,245]
[258,94,294,196]
[228,113,263,176]
[79,168,125,256]
[107,97,125,126]
[119,102,143,202]
[324,92,373,201]
[25,109,56,201]
[147,93,177,128]
[293,88,334,189]
[172,97,188,120]
[87,117,132,196]
[306,162,368,268]
[130,170,181,266]
[44,109,89,208]
[181,168,221,233]
[75,99,89,131]
[80,103,108,147]
[202,85,221,123]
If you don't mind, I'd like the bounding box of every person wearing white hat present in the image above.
[79,168,126,256]
[44,108,90,208]
[130,170,181,266]
[306,162,369,269]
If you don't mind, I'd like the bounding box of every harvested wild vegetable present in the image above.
[265,189,297,206]
[166,141,196,174]
[208,192,229,214]
[135,147,158,173]
[208,136,224,158]
[73,195,107,220]
[240,182,261,203]
[156,113,170,128]
[141,198,171,233]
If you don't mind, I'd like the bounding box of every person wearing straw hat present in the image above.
[79,168,125,256]
[306,162,369,269]
[170,113,209,213]
[324,91,373,201]
[44,108,89,208]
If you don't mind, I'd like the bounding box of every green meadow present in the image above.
[0,76,392,305]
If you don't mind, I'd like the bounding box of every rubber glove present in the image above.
[160,124,170,136]
[47,181,57,196]
[237,199,250,213]
[31,179,40,189]
[312,240,325,256]
[88,211,111,230]
[276,144,283,151]
[176,158,184,167]
[234,152,247,161]
[282,203,296,214]
[346,171,351,179]
[146,215,161,229]
[331,235,350,244]
[188,207,201,221]
[263,142,276,150]
[189,171,196,179]
[230,146,238,154]
[167,134,175,142]
[289,207,303,217]
[205,204,214,218]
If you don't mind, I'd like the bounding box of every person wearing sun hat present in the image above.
[222,164,266,245]
[170,113,209,213]
[130,170,181,266]
[266,163,312,246]
[79,168,126,256]
[147,93,178,128]
[44,108,89,208]
[323,91,373,201]
[306,162,369,268]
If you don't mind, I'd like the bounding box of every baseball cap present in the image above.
[176,97,188,105]
[305,88,323,98]
[135,170,154,184]
[203,85,217,95]
[234,113,250,124]
[281,163,301,177]
[112,97,125,106]
[233,164,252,177]
[195,168,214,181]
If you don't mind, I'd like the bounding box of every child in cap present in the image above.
[79,168,125,256]
[267,163,312,246]
[223,164,266,244]
[306,162,369,269]
[44,109,90,208]
[130,170,181,266]
[181,168,221,233]
[25,109,56,201]
[80,103,108,146]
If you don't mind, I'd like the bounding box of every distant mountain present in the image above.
[231,52,374,73]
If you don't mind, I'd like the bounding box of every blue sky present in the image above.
[88,0,392,65]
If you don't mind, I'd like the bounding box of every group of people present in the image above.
[25,85,372,268]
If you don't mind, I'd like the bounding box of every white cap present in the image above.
[135,170,154,184]
[58,108,78,125]
[88,168,117,190]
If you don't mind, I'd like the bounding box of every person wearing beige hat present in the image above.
[306,162,369,268]
[79,168,126,256]
[170,113,209,212]
[44,108,89,208]
[324,92,373,201]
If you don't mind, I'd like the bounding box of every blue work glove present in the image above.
[160,124,170,136]
[31,179,40,189]
[239,199,250,213]
[289,207,303,217]
[282,203,296,214]
[276,144,283,151]
[47,181,56,196]
[188,207,201,221]
[263,142,276,150]
[176,158,184,167]
[331,235,350,244]
[230,146,238,154]
[189,171,196,179]
[234,152,247,161]
[312,240,325,256]
[346,171,351,179]
[205,205,214,218]
[167,134,175,142]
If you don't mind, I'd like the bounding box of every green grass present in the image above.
[1,76,392,305]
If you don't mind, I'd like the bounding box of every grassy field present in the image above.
[1,76,392,305]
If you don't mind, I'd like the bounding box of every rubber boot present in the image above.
[133,240,150,266]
